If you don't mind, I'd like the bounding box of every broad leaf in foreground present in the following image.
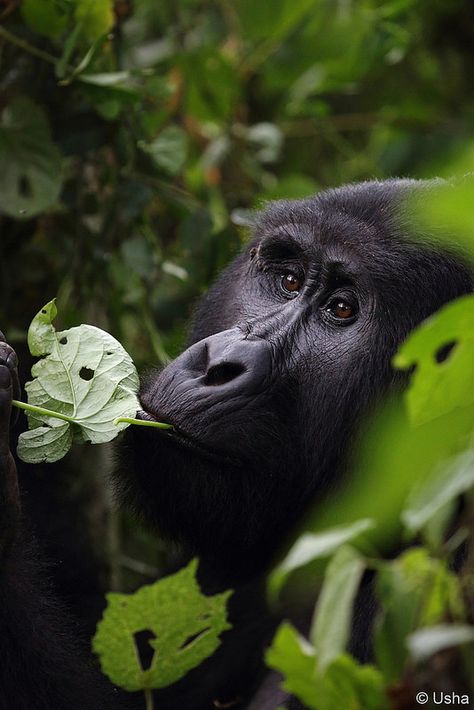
[93,559,232,691]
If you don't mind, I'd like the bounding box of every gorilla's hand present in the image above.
[0,333,21,561]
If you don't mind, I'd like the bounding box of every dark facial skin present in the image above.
[118,179,474,583]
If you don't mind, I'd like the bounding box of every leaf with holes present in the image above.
[0,97,63,219]
[394,295,474,426]
[93,559,232,691]
[16,299,140,463]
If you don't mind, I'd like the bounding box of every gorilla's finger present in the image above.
[0,365,12,456]
[0,344,19,426]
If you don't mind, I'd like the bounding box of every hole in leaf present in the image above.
[435,340,457,364]
[178,627,210,652]
[106,351,112,356]
[79,367,95,381]
[18,175,32,199]
[59,337,67,345]
[41,309,47,314]
[133,629,157,671]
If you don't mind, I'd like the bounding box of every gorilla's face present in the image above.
[119,181,472,575]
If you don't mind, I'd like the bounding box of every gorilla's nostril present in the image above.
[204,362,245,387]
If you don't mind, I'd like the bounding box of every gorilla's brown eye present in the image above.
[281,273,301,294]
[328,299,355,319]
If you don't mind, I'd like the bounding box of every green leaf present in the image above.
[235,0,319,42]
[21,0,69,39]
[74,0,114,42]
[268,519,374,598]
[0,98,63,219]
[265,622,318,709]
[310,546,366,672]
[182,50,239,123]
[17,419,73,465]
[16,299,140,463]
[93,559,232,691]
[402,449,474,536]
[394,295,474,425]
[139,126,188,176]
[407,624,474,662]
[318,655,388,710]
[266,623,387,710]
[374,549,464,682]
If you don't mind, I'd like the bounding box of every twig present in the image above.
[0,25,57,65]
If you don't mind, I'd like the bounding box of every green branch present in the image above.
[12,399,75,423]
[0,25,58,65]
[12,400,172,431]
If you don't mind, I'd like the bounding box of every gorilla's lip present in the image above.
[136,409,240,466]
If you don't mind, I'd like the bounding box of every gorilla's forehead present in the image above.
[255,180,415,254]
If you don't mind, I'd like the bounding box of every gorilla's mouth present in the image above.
[136,409,240,467]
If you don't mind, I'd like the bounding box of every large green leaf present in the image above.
[17,299,140,463]
[394,295,474,426]
[93,559,232,691]
[0,98,63,219]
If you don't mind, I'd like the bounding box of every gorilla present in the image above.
[0,180,472,710]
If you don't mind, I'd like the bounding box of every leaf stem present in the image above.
[144,689,154,710]
[12,399,75,423]
[113,416,173,430]
[0,25,58,65]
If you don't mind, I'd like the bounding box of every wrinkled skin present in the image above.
[0,180,473,710]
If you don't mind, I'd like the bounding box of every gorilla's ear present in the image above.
[230,208,261,228]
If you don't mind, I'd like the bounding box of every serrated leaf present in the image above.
[265,622,318,709]
[17,299,140,463]
[394,295,474,425]
[268,519,374,598]
[93,559,232,691]
[0,98,63,219]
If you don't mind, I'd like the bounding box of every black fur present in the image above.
[1,180,473,710]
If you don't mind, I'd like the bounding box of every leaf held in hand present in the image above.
[17,299,140,463]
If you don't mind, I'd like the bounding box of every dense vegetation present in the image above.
[1,1,474,708]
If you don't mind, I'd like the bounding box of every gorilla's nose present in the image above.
[200,331,266,389]
[195,329,270,392]
[143,329,272,423]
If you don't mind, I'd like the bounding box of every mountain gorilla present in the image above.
[0,180,472,710]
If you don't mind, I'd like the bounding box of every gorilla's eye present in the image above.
[326,297,358,321]
[281,273,301,294]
